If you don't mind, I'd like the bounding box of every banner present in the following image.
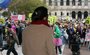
[11,15,25,21]
[11,15,18,21]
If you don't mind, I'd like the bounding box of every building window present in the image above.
[72,11,76,19]
[84,11,88,19]
[49,12,51,16]
[61,12,63,16]
[55,0,58,6]
[60,0,64,6]
[72,0,75,6]
[55,12,57,16]
[78,11,82,19]
[85,0,88,6]
[67,13,69,16]
[66,0,70,6]
[49,0,52,6]
[78,0,82,6]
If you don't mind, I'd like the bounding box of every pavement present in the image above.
[0,44,23,55]
[63,45,90,55]
[0,44,65,55]
[0,44,90,55]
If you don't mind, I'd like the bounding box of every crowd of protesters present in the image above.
[0,6,90,55]
[53,19,90,54]
[52,19,90,55]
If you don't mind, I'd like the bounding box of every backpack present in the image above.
[6,30,15,47]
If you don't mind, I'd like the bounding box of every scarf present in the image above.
[31,20,49,27]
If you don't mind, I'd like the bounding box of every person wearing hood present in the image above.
[22,6,56,55]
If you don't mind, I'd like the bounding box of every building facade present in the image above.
[44,0,90,19]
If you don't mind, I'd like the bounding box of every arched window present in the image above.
[84,11,88,19]
[55,12,57,16]
[55,0,58,6]
[66,0,70,6]
[49,0,52,6]
[60,0,64,6]
[49,12,51,16]
[72,11,76,19]
[72,0,75,6]
[61,12,63,16]
[78,11,82,19]
[67,13,69,16]
[85,0,88,6]
[78,0,82,6]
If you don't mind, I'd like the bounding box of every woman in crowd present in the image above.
[6,24,19,55]
[53,22,62,54]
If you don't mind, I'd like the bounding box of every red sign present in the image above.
[11,15,18,21]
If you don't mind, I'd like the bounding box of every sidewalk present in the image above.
[0,45,23,55]
[0,44,65,55]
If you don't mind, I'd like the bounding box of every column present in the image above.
[64,0,66,6]
[82,12,84,19]
[52,0,54,6]
[70,0,72,6]
[82,0,84,6]
[76,13,78,19]
[76,0,78,6]
[58,0,60,6]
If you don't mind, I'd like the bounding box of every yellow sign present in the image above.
[48,16,57,25]
[0,18,5,24]
[28,13,32,22]
[85,16,90,24]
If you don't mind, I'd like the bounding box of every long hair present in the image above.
[31,6,48,21]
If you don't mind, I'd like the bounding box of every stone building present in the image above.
[44,0,90,19]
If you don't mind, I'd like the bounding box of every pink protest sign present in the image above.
[11,15,25,21]
[11,15,18,21]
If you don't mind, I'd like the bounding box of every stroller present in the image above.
[70,33,81,55]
